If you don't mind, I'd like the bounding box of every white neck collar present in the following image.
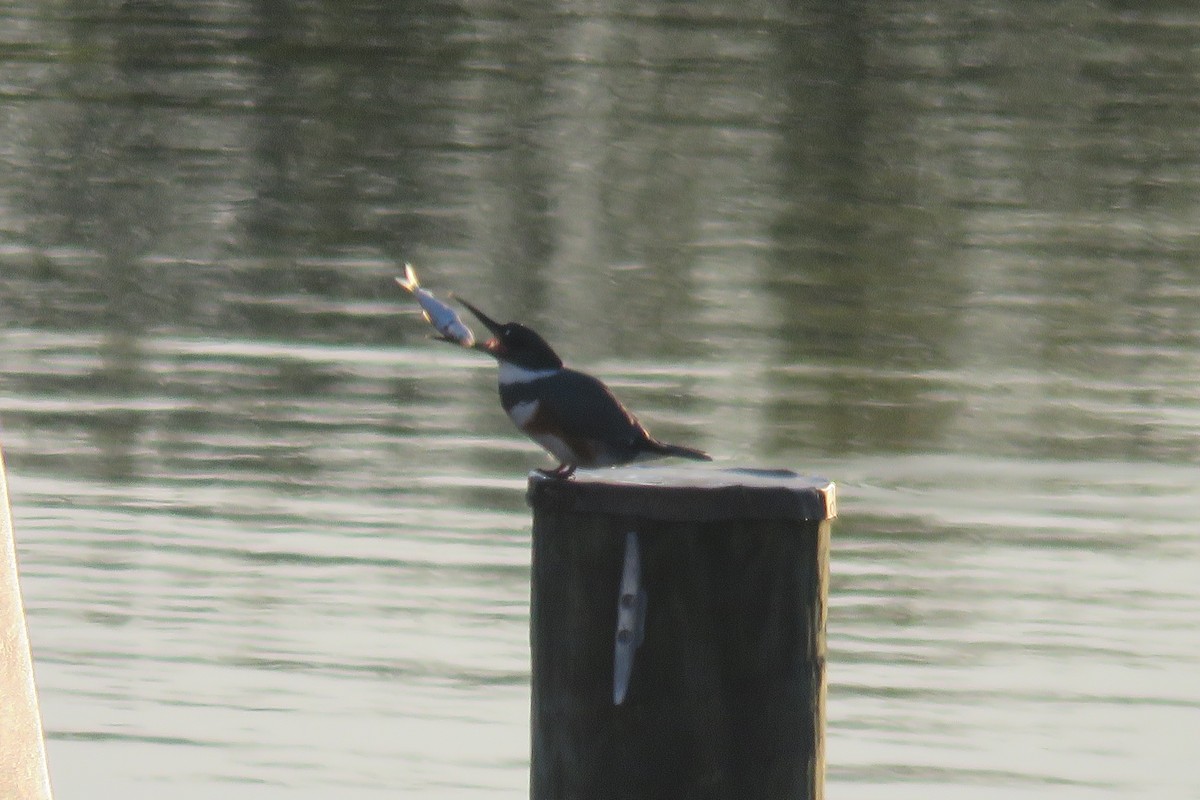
[499,362,560,385]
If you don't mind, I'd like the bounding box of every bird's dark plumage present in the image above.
[458,299,711,478]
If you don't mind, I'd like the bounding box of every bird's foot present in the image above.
[536,463,577,480]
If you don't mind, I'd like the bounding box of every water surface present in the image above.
[2,2,1199,798]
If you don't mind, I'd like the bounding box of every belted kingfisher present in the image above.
[457,299,712,479]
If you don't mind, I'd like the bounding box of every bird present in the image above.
[456,299,712,479]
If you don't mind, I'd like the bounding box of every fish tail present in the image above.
[394,263,419,293]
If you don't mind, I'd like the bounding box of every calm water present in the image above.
[2,2,1199,798]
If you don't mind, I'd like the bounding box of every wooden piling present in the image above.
[527,467,836,800]
[0,446,54,800]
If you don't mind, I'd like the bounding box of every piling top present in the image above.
[527,466,836,522]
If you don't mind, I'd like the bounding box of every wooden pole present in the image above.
[527,467,835,800]
[0,445,54,800]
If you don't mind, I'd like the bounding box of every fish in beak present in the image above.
[455,298,506,357]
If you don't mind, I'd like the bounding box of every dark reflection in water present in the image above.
[2,2,1199,799]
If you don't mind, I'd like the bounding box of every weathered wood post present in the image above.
[0,445,55,800]
[527,467,836,800]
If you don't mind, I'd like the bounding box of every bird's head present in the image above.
[457,299,563,371]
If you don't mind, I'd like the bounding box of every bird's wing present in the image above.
[537,369,648,446]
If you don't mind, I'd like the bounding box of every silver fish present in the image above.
[394,263,475,347]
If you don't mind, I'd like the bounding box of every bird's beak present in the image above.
[456,298,505,357]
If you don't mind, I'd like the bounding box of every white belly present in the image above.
[506,399,579,464]
[507,399,540,428]
[529,432,578,464]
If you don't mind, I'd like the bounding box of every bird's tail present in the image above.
[394,263,419,293]
[647,440,712,461]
